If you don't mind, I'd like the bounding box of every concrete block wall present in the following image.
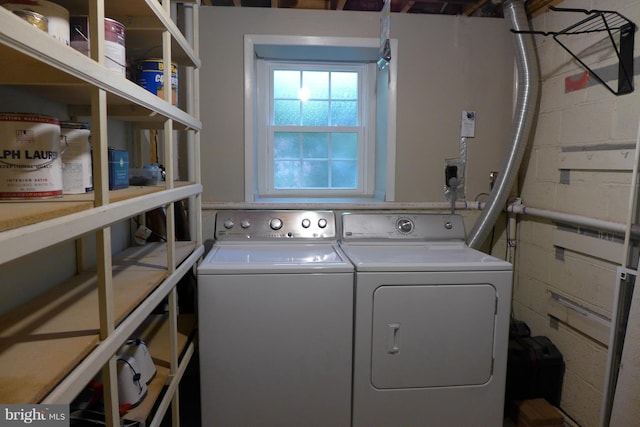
[514,1,640,426]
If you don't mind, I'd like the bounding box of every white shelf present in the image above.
[0,183,202,265]
[0,242,202,404]
[0,1,201,426]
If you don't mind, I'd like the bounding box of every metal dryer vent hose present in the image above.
[467,0,540,249]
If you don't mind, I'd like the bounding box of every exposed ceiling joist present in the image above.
[526,0,563,16]
[463,0,487,16]
[401,0,415,13]
[202,0,563,17]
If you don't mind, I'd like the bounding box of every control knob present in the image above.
[318,218,328,228]
[397,218,413,233]
[270,217,283,230]
[223,218,235,229]
[301,218,311,228]
[241,219,251,229]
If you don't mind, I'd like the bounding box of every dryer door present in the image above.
[371,284,496,389]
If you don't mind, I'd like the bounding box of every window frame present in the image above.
[244,34,397,203]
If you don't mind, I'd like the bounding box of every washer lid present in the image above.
[340,242,512,272]
[198,243,353,274]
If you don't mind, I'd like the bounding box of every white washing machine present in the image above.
[340,213,513,427]
[197,210,353,427]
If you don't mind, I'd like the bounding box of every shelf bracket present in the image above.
[512,6,636,96]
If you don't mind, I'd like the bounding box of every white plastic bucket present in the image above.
[60,121,93,194]
[120,339,156,384]
[0,113,63,199]
[116,356,148,408]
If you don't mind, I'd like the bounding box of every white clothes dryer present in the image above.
[197,210,353,427]
[340,213,513,427]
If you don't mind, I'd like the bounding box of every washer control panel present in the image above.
[341,213,465,241]
[216,210,336,240]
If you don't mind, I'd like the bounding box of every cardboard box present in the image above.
[517,399,564,427]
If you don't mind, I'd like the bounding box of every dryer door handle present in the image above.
[387,323,401,354]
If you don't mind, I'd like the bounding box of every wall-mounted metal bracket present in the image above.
[512,6,636,96]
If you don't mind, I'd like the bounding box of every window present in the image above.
[265,63,371,196]
[245,35,397,202]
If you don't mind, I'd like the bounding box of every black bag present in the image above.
[506,333,565,409]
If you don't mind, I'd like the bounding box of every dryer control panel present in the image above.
[341,213,466,241]
[215,210,336,240]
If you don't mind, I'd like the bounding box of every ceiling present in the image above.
[200,0,561,18]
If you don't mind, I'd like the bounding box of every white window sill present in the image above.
[202,200,482,211]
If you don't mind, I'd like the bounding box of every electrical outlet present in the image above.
[445,158,463,187]
[444,158,464,201]
[445,164,458,187]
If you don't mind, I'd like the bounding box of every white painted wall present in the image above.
[514,1,640,426]
[199,7,515,208]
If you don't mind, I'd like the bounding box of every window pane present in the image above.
[332,133,358,159]
[274,132,300,159]
[274,160,300,188]
[331,72,357,99]
[302,100,329,126]
[274,70,300,99]
[302,160,328,187]
[274,100,300,125]
[302,71,329,99]
[303,133,328,159]
[330,101,357,126]
[331,160,358,188]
